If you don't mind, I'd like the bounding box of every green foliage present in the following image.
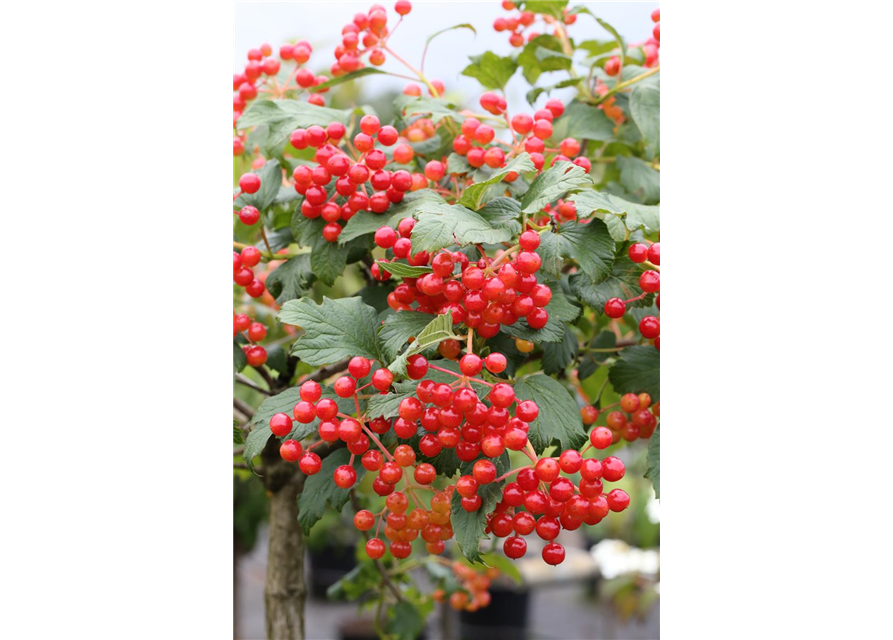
[297,448,367,534]
[462,51,518,90]
[514,373,587,452]
[279,297,381,365]
[608,346,660,400]
[520,161,591,213]
[450,453,510,563]
[646,425,660,498]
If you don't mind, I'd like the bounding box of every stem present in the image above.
[362,425,395,461]
[259,225,273,256]
[595,65,660,105]
[495,465,532,483]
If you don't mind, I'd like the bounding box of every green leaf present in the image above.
[297,448,367,535]
[326,562,381,601]
[537,219,615,283]
[630,77,660,155]
[450,453,510,563]
[385,601,424,640]
[616,156,659,205]
[646,425,660,498]
[376,261,433,278]
[476,197,523,236]
[411,203,511,253]
[517,34,571,84]
[265,254,313,305]
[233,341,247,374]
[608,346,660,400]
[550,101,615,143]
[569,257,653,313]
[389,313,456,375]
[479,552,522,584]
[569,190,660,241]
[594,15,627,71]
[458,153,535,210]
[234,159,282,211]
[311,233,351,286]
[520,161,591,214]
[526,77,583,104]
[542,323,579,375]
[265,345,289,376]
[237,100,350,151]
[243,425,273,465]
[339,190,445,244]
[312,67,390,91]
[366,382,416,419]
[578,39,621,58]
[379,311,439,361]
[514,374,586,452]
[395,96,465,124]
[447,152,473,175]
[501,315,565,344]
[520,0,568,19]
[578,331,617,380]
[427,23,476,47]
[279,296,381,365]
[462,51,518,90]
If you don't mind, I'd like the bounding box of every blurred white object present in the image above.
[646,494,660,523]
[590,539,660,579]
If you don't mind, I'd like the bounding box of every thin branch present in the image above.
[349,490,406,603]
[234,397,255,420]
[298,358,350,384]
[236,373,272,396]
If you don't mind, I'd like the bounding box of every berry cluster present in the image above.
[433,562,499,612]
[233,39,331,155]
[581,393,659,444]
[290,113,432,242]
[604,241,660,348]
[328,2,418,79]
[452,101,591,174]
[376,233,551,338]
[492,0,577,48]
[233,312,268,368]
[483,426,630,565]
[233,247,266,300]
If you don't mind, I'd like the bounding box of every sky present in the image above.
[234,1,658,115]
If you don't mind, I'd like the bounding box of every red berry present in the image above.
[365,538,385,559]
[604,298,626,318]
[639,271,660,293]
[504,535,528,559]
[299,451,322,475]
[602,456,625,482]
[348,356,372,379]
[590,426,613,450]
[239,173,261,194]
[279,439,302,462]
[484,353,507,373]
[628,243,649,263]
[639,316,660,339]
[334,375,357,397]
[405,354,429,379]
[607,488,630,512]
[270,413,292,437]
[519,230,540,251]
[542,542,565,565]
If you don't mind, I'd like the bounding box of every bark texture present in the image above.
[262,441,307,640]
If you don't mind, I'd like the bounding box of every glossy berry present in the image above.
[239,173,261,194]
[299,452,322,475]
[590,426,614,450]
[542,542,565,565]
[604,298,626,319]
[270,413,292,437]
[365,538,385,559]
[628,243,648,263]
[333,465,357,488]
[504,535,527,559]
[279,439,302,462]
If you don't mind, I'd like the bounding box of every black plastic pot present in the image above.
[338,617,428,640]
[459,586,530,640]
[308,542,358,598]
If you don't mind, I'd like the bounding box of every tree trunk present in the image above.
[263,442,307,640]
[234,538,240,639]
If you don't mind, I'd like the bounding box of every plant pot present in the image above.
[459,586,530,640]
[338,616,428,640]
[308,542,358,598]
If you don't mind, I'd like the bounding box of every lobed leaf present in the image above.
[279,296,381,366]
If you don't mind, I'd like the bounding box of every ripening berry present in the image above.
[604,298,626,318]
[299,451,322,475]
[473,459,497,484]
[639,270,660,293]
[360,114,381,135]
[544,99,565,118]
[590,426,613,450]
[542,542,566,565]
[628,243,649,263]
[519,230,540,251]
[639,316,660,339]
[354,510,375,531]
[535,457,560,482]
[414,463,436,485]
[239,173,261,194]
[247,322,267,342]
[270,413,292,437]
[559,449,583,474]
[602,456,625,482]
[504,535,527,559]
[484,352,507,373]
[279,439,302,462]
[246,345,267,367]
[395,0,412,15]
[365,538,385,559]
[605,56,621,76]
[515,338,534,353]
[406,354,429,379]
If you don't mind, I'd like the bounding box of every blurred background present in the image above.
[235,2,659,638]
